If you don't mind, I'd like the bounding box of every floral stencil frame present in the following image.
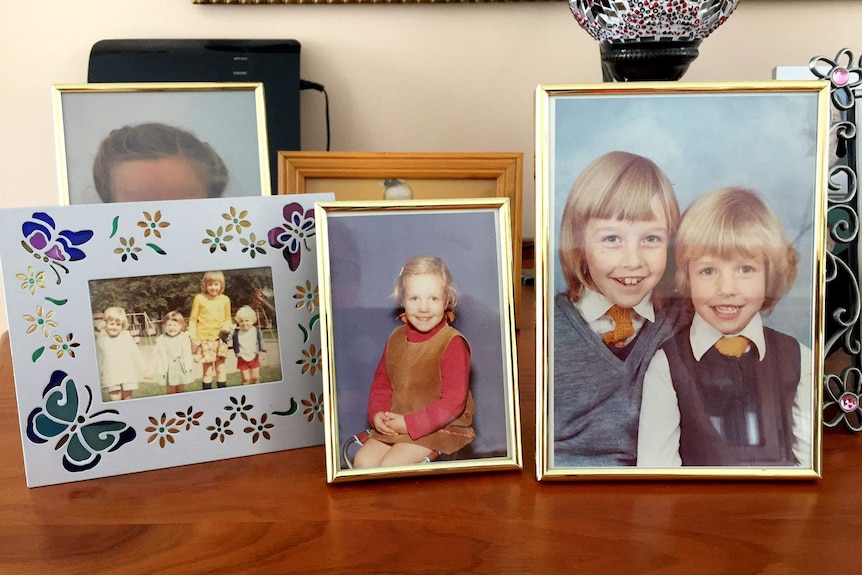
[316,198,522,482]
[0,193,331,487]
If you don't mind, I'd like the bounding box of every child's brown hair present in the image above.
[162,310,187,332]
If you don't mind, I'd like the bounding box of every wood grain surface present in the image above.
[0,286,860,574]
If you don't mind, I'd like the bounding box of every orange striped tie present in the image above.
[714,336,750,357]
[603,305,634,347]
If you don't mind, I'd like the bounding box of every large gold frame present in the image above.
[279,151,524,323]
[535,81,829,480]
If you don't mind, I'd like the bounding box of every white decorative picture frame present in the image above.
[0,193,331,486]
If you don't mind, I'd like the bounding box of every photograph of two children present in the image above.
[537,82,828,479]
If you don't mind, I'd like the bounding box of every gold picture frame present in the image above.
[316,198,522,482]
[279,151,524,323]
[53,82,271,205]
[536,81,828,480]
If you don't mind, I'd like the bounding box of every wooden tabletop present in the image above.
[1,286,860,574]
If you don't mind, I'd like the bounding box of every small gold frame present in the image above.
[317,198,522,482]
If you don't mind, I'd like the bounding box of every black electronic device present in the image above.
[87,39,302,193]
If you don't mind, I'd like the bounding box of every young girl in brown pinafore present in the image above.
[353,256,475,468]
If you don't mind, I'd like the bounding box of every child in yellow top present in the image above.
[189,270,232,390]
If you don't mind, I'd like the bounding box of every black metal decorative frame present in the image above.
[809,49,862,432]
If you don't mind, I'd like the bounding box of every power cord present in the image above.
[300,79,330,151]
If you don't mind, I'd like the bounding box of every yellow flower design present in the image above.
[24,306,58,337]
[137,210,170,239]
[301,392,324,422]
[114,237,142,262]
[296,344,321,376]
[145,413,180,448]
[49,333,80,359]
[293,280,319,312]
[17,267,46,295]
[222,207,251,235]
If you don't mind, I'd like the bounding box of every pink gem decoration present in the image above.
[833,68,850,87]
[839,392,859,413]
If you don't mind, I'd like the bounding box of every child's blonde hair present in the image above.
[162,310,187,332]
[675,186,798,314]
[102,306,129,329]
[392,256,458,310]
[235,305,258,324]
[558,151,680,306]
[200,270,226,295]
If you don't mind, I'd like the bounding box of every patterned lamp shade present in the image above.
[569,0,740,81]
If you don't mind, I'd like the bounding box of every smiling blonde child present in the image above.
[637,187,812,468]
[553,151,686,467]
[353,256,475,469]
[95,306,147,402]
[188,270,232,390]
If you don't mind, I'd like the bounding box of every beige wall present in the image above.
[0,0,860,330]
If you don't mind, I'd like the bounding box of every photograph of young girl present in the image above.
[540,84,826,477]
[318,202,521,480]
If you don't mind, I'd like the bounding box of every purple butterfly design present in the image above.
[21,212,94,284]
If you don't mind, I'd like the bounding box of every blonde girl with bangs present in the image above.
[95,306,147,401]
[353,256,475,469]
[553,151,686,467]
[189,270,232,390]
[638,187,812,468]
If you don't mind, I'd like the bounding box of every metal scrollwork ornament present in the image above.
[810,48,862,432]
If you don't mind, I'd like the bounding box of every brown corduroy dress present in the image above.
[369,324,475,454]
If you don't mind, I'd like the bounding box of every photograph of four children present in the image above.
[91,268,278,403]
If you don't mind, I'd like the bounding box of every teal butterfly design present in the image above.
[26,370,136,472]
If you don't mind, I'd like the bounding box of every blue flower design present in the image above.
[21,212,94,284]
[26,370,136,472]
[268,203,315,271]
